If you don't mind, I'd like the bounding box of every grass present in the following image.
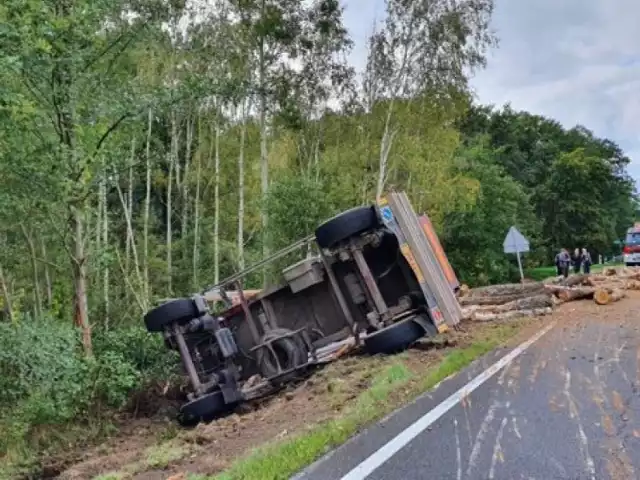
[525,262,623,281]
[93,474,124,480]
[212,322,527,480]
[92,440,188,479]
[0,418,115,480]
[145,441,186,469]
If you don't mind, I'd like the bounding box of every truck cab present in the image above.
[623,223,640,266]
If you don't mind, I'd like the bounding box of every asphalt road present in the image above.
[294,297,640,480]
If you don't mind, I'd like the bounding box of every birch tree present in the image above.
[363,0,496,200]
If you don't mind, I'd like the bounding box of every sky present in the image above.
[342,0,640,185]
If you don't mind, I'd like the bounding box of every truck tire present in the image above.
[315,206,380,249]
[364,317,425,355]
[178,390,234,426]
[257,329,308,380]
[144,298,197,332]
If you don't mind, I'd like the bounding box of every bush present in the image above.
[93,325,177,381]
[0,317,176,466]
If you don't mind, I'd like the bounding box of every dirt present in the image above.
[56,343,448,480]
[54,294,640,480]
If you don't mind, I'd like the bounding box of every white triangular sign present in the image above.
[503,226,529,254]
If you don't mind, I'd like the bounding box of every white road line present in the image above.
[338,321,556,480]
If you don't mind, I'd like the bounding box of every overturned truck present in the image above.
[143,191,462,425]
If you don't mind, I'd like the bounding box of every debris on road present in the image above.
[459,267,639,321]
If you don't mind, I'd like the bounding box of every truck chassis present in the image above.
[143,192,461,425]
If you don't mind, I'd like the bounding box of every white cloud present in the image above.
[343,0,640,185]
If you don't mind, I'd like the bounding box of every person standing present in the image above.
[572,248,582,274]
[559,248,571,278]
[554,250,562,276]
[581,248,592,274]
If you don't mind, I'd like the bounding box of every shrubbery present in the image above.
[0,317,176,471]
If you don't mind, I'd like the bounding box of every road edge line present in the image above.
[339,321,557,480]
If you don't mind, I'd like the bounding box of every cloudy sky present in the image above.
[342,0,640,185]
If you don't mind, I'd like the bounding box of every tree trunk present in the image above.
[102,179,109,328]
[71,206,92,356]
[214,119,221,284]
[259,0,269,285]
[192,116,202,289]
[116,179,145,311]
[376,103,396,201]
[0,264,13,321]
[182,114,193,241]
[143,108,153,302]
[20,224,42,318]
[95,183,102,253]
[167,112,177,294]
[238,101,247,271]
[124,139,135,292]
[39,236,52,309]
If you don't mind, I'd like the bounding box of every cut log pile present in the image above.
[458,267,640,322]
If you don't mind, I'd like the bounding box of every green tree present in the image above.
[0,0,174,353]
[539,148,625,254]
[443,140,540,285]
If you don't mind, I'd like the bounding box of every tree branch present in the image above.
[95,113,130,153]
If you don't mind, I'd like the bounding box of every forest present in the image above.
[0,0,637,475]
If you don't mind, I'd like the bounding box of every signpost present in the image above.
[503,226,530,282]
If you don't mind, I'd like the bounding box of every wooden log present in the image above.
[460,305,479,320]
[621,271,640,281]
[467,282,544,298]
[625,280,640,291]
[544,284,572,295]
[585,275,608,287]
[465,294,554,315]
[603,267,618,276]
[457,284,471,297]
[560,274,590,287]
[472,307,553,322]
[594,288,626,305]
[459,290,546,306]
[501,294,554,311]
[591,280,625,291]
[557,287,595,302]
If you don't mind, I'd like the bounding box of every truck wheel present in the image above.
[315,206,380,249]
[178,390,236,426]
[144,298,197,333]
[364,317,425,355]
[257,330,308,380]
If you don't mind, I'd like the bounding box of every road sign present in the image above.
[503,226,529,254]
[503,226,529,282]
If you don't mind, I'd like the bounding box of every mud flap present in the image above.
[411,313,439,337]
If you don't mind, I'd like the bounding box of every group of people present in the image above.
[555,248,592,277]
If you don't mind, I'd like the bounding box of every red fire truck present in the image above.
[623,223,640,266]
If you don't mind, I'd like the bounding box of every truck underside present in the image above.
[143,192,461,425]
